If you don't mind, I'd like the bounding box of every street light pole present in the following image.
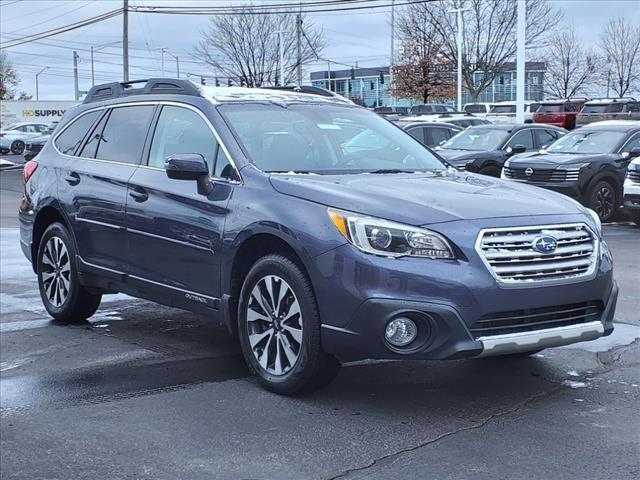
[35,67,49,101]
[449,0,469,112]
[515,0,526,123]
[389,0,394,105]
[123,0,129,81]
[73,51,80,101]
[91,46,95,86]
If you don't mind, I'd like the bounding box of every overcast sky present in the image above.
[0,0,637,100]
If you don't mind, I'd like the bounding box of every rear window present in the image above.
[54,111,102,156]
[582,103,625,113]
[464,104,487,114]
[537,104,564,113]
[490,105,515,114]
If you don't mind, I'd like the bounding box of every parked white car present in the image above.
[0,122,49,155]
[486,101,540,124]
[400,114,492,129]
[623,156,640,226]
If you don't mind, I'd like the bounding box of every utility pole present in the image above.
[389,0,394,105]
[449,0,470,112]
[73,51,79,101]
[123,0,129,82]
[515,0,526,123]
[35,67,49,101]
[327,60,331,91]
[90,46,95,86]
[175,56,180,78]
[161,48,165,76]
[296,12,303,86]
[274,30,285,86]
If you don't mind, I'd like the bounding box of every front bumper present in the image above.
[313,217,616,362]
[623,180,640,210]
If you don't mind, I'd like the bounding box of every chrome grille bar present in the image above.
[476,223,599,287]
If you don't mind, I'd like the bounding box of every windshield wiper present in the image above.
[368,168,415,174]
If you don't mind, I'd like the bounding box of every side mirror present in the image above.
[165,153,213,195]
[507,144,527,155]
[628,147,640,159]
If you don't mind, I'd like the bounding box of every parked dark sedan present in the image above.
[395,121,462,147]
[503,121,640,221]
[434,124,566,177]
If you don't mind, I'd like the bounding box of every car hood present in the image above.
[508,152,618,166]
[435,149,504,167]
[269,170,583,226]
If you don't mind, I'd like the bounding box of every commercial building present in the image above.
[309,62,546,107]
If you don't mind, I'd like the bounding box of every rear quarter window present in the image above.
[54,110,102,156]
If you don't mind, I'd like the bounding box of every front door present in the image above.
[125,104,235,308]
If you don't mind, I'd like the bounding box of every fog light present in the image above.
[385,317,418,347]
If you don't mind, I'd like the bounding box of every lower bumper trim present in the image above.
[477,320,604,357]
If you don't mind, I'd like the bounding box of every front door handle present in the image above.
[64,172,80,186]
[129,187,148,202]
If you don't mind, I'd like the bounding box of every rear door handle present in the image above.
[129,186,148,202]
[64,172,80,186]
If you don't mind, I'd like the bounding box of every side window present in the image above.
[95,105,155,165]
[506,130,534,150]
[35,124,48,133]
[430,127,451,146]
[149,105,216,170]
[406,127,425,144]
[214,146,236,180]
[535,129,558,149]
[621,134,640,154]
[16,125,27,132]
[78,111,109,159]
[54,111,102,156]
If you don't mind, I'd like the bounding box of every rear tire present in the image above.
[37,222,102,323]
[588,180,617,222]
[631,211,640,227]
[11,140,25,155]
[237,254,341,395]
[477,165,502,177]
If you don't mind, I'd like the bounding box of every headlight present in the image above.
[585,208,602,236]
[328,209,455,259]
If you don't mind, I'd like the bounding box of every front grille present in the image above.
[503,166,579,183]
[476,224,598,286]
[471,301,603,339]
[628,170,640,184]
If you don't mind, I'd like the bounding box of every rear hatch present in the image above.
[534,104,565,125]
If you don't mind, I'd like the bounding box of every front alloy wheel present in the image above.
[589,180,616,222]
[247,275,303,376]
[238,254,340,395]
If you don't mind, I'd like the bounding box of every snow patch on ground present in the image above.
[562,380,588,389]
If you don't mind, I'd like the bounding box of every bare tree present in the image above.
[194,5,325,87]
[599,17,640,98]
[396,0,562,101]
[544,27,599,98]
[0,52,20,100]
[393,19,455,102]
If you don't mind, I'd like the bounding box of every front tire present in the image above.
[588,180,617,222]
[237,254,340,395]
[37,222,102,322]
[477,165,502,177]
[11,140,25,155]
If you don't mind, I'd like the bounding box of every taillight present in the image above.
[23,160,38,183]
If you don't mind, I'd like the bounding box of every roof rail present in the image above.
[83,78,202,104]
[586,97,637,102]
[264,85,339,98]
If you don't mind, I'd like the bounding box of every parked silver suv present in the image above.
[576,98,640,127]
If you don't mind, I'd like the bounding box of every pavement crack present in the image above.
[325,386,561,480]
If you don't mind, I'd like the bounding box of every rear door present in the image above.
[57,104,155,273]
[125,103,236,306]
[427,127,454,147]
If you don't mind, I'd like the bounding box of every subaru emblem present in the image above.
[525,167,534,176]
[532,235,558,254]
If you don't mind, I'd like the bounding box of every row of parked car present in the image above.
[395,117,640,223]
[376,97,640,131]
[0,121,58,158]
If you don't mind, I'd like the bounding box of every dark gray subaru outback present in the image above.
[19,79,617,394]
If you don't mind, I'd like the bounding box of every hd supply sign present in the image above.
[1,101,77,127]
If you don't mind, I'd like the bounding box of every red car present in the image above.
[533,98,588,130]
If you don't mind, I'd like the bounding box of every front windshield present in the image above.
[1,123,19,131]
[546,130,626,154]
[218,103,446,174]
[490,105,515,114]
[538,104,563,113]
[441,127,509,151]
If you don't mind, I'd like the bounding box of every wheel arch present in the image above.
[585,170,623,205]
[31,203,71,273]
[224,230,314,337]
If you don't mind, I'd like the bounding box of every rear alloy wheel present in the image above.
[37,222,102,322]
[10,140,25,155]
[588,180,617,222]
[238,254,340,395]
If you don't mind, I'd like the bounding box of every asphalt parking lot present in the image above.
[1,164,639,480]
